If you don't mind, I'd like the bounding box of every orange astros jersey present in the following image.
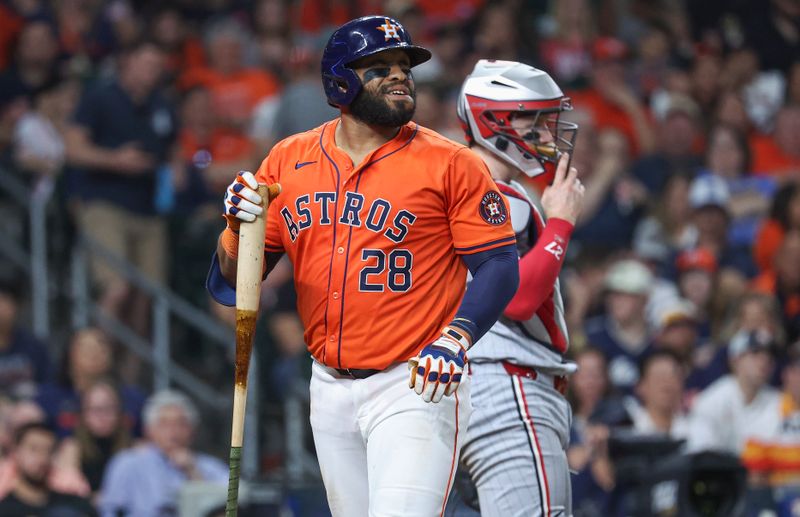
[255,119,515,370]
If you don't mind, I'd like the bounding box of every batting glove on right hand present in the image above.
[223,171,264,232]
[409,326,470,403]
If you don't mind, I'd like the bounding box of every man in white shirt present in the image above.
[689,329,780,454]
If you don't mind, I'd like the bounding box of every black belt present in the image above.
[334,368,381,379]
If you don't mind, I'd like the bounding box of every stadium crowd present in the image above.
[0,0,799,515]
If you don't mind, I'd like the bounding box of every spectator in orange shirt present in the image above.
[752,105,800,176]
[150,6,206,88]
[754,182,800,272]
[180,18,280,134]
[568,37,655,157]
[752,230,800,343]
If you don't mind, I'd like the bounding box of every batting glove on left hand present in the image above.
[409,326,471,403]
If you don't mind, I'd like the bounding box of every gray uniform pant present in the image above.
[447,361,572,517]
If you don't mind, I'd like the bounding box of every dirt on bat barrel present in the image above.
[235,309,258,387]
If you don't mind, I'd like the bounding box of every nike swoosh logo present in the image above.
[294,161,316,169]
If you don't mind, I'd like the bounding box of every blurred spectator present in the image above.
[572,122,647,252]
[629,349,690,438]
[751,230,800,343]
[149,6,206,87]
[699,124,776,248]
[568,37,655,157]
[686,173,755,278]
[54,379,132,498]
[250,45,337,156]
[180,18,280,140]
[470,0,520,62]
[537,0,595,88]
[177,86,253,198]
[0,19,60,107]
[650,298,701,368]
[753,181,800,272]
[0,423,96,516]
[585,259,654,392]
[0,278,52,399]
[632,172,695,265]
[37,327,145,438]
[741,343,800,511]
[12,76,80,179]
[752,104,800,176]
[0,399,89,498]
[674,248,719,338]
[631,93,703,194]
[568,347,616,515]
[689,329,780,454]
[65,38,176,337]
[99,390,227,517]
[691,52,723,119]
[713,88,752,134]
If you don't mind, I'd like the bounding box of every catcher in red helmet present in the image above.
[451,59,584,517]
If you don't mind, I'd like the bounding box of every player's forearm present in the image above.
[216,230,239,287]
[455,245,519,342]
[504,218,574,321]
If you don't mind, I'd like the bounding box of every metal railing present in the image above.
[0,168,267,477]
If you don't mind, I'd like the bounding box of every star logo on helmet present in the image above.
[377,18,401,41]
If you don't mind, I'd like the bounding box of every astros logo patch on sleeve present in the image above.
[479,191,508,225]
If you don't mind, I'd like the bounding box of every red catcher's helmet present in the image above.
[457,60,578,179]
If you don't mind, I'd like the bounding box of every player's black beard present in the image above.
[350,86,415,127]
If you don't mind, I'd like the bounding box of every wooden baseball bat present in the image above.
[226,184,271,517]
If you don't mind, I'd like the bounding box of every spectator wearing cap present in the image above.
[674,247,718,339]
[686,173,756,278]
[0,278,52,399]
[568,36,655,157]
[754,182,800,273]
[752,230,800,344]
[688,329,780,455]
[584,259,655,392]
[697,124,777,249]
[651,298,701,364]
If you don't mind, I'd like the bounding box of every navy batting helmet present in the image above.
[321,15,431,107]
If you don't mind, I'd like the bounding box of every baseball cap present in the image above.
[652,298,697,332]
[728,329,776,359]
[675,248,718,274]
[688,175,730,211]
[592,37,628,63]
[604,259,653,295]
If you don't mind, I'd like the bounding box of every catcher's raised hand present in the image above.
[541,153,584,225]
[409,326,470,403]
[223,171,281,231]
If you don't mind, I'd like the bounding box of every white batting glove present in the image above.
[223,171,263,232]
[408,326,471,403]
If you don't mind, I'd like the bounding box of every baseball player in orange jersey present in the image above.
[446,60,585,517]
[206,16,520,516]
